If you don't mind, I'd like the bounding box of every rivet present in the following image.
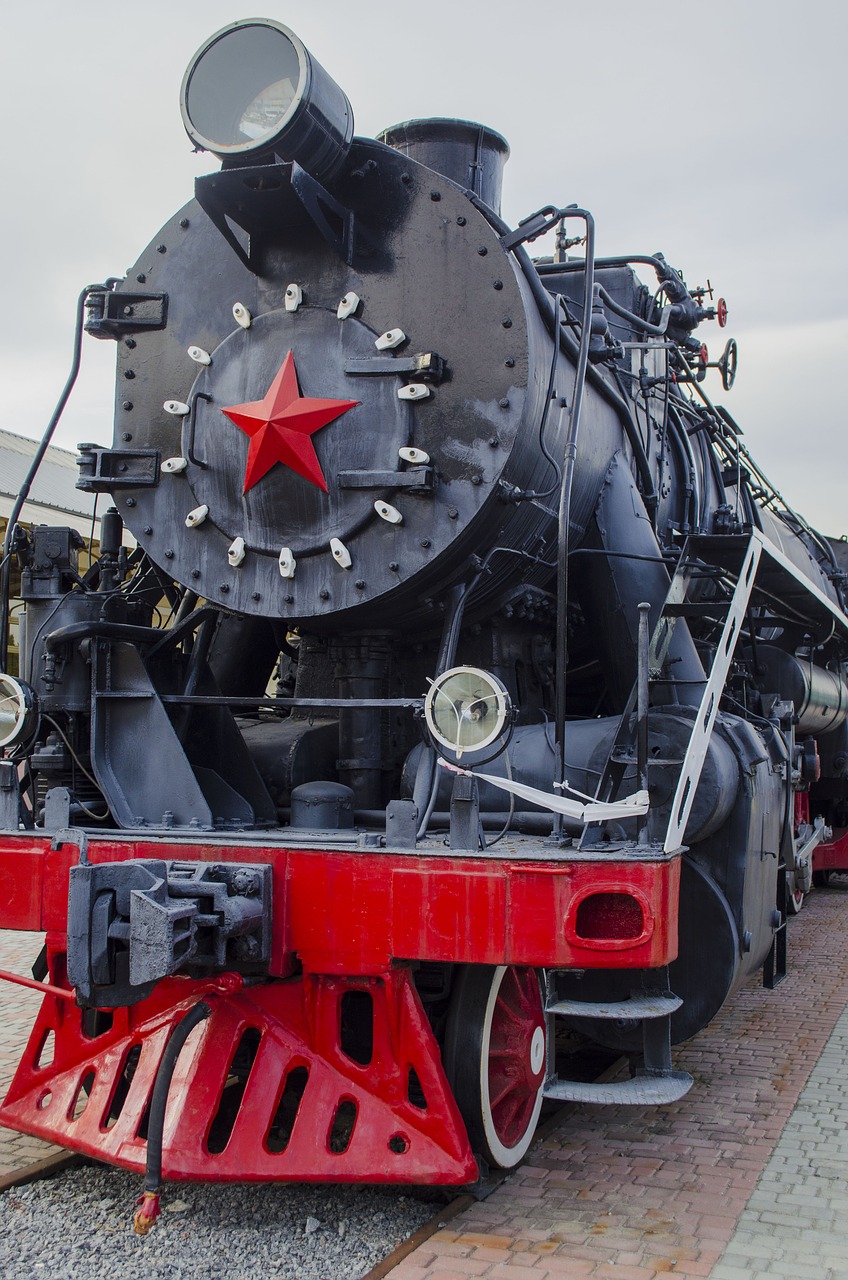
[125,337,136,348]
[143,525,152,535]
[136,272,146,283]
[220,584,229,593]
[191,569,201,579]
[448,507,459,519]
[477,246,488,256]
[456,216,467,226]
[401,172,412,185]
[123,305,134,317]
[502,318,513,329]
[179,218,190,229]
[124,369,135,379]
[489,437,500,446]
[285,594,294,604]
[471,475,483,486]
[430,190,441,201]
[121,432,132,442]
[157,244,167,254]
[420,539,431,549]
[122,400,133,410]
[499,398,510,409]
[319,589,330,600]
[252,592,261,601]
[389,561,399,571]
[164,548,174,558]
[493,280,503,290]
[355,580,366,589]
[126,497,136,507]
[505,357,515,367]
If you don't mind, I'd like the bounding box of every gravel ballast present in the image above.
[0,1162,443,1280]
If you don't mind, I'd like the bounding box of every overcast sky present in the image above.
[1,0,845,533]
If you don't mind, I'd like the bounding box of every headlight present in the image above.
[0,675,37,750]
[424,667,511,760]
[180,19,354,182]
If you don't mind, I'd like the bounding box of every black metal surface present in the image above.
[67,858,272,1007]
[2,18,848,1132]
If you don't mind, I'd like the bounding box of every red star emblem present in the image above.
[220,350,358,493]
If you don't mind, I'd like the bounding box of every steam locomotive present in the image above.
[1,17,847,1214]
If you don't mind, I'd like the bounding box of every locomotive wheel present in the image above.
[443,965,546,1169]
[787,882,806,914]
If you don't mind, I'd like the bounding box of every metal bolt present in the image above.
[420,539,431,549]
[157,244,167,254]
[179,218,190,229]
[319,589,330,600]
[400,172,412,185]
[477,246,488,256]
[252,592,261,601]
[448,507,458,519]
[493,280,503,290]
[136,272,146,283]
[505,357,515,367]
[220,584,229,593]
[123,305,134,316]
[471,475,483,485]
[143,525,152,534]
[164,549,174,558]
[489,437,499,446]
[502,318,513,328]
[499,398,510,409]
[122,400,133,410]
[125,337,136,348]
[124,369,135,379]
[191,569,200,579]
[126,498,136,507]
[121,432,132,441]
[456,216,466,226]
[389,561,399,571]
[285,595,294,604]
[430,190,441,201]
[355,579,365,589]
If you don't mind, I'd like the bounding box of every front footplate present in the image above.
[0,964,477,1184]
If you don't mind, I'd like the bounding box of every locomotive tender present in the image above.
[1,17,847,1211]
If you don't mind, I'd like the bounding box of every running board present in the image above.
[546,994,682,1020]
[544,1072,693,1106]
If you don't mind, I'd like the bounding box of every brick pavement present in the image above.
[386,882,848,1280]
[2,890,848,1276]
[0,930,60,1174]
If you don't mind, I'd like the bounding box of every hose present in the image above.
[133,1000,212,1234]
[0,282,113,671]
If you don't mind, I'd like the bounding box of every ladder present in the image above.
[545,529,848,1105]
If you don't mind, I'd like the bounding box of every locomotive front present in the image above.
[1,18,847,1211]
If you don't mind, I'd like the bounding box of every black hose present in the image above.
[552,209,595,825]
[0,282,112,671]
[467,195,658,519]
[43,606,221,657]
[134,999,212,1233]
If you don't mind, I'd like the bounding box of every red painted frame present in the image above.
[0,833,681,1182]
[0,834,681,972]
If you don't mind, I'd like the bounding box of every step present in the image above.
[544,1071,693,1106]
[546,993,682,1021]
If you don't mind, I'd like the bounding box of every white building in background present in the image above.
[0,428,102,541]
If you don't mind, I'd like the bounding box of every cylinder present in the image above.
[379,118,509,214]
[753,646,848,735]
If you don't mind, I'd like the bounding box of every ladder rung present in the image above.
[546,994,682,1020]
[544,1071,693,1105]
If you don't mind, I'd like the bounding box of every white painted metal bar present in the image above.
[663,535,762,852]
